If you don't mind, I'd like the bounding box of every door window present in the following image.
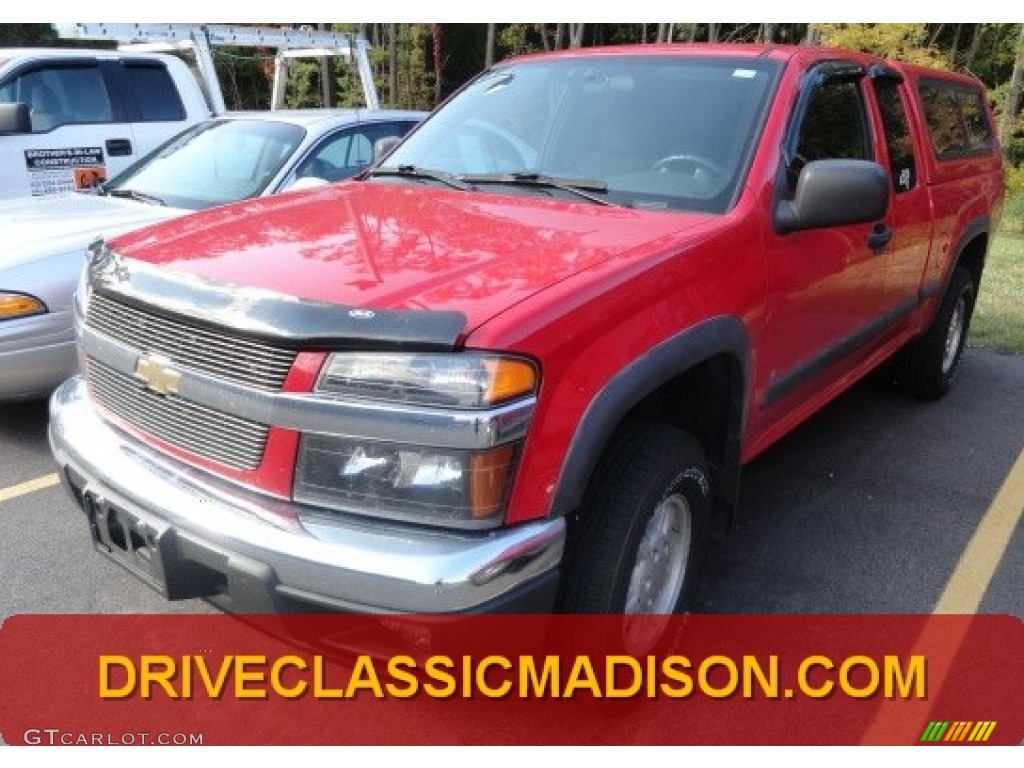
[0,65,112,132]
[788,78,872,195]
[295,121,418,182]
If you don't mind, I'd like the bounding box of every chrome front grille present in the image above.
[87,293,296,391]
[82,293,293,471]
[87,360,269,471]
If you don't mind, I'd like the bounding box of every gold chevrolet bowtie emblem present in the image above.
[133,354,182,396]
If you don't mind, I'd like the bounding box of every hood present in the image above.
[110,183,715,333]
[0,193,182,270]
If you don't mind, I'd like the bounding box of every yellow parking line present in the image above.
[0,473,60,503]
[861,447,1024,744]
[934,447,1024,614]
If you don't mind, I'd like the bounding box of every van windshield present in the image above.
[380,55,780,213]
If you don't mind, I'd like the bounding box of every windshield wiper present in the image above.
[368,165,471,191]
[108,188,166,206]
[461,172,614,206]
[74,183,107,197]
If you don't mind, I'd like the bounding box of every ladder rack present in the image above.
[54,23,380,113]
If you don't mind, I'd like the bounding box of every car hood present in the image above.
[110,183,716,334]
[0,193,183,270]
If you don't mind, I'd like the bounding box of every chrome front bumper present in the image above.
[48,376,565,614]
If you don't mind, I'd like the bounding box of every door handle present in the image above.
[105,138,133,157]
[867,222,892,254]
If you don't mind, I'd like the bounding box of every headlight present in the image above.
[316,352,537,408]
[295,435,518,528]
[296,352,539,528]
[0,292,47,321]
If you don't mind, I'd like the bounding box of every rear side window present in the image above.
[123,63,186,122]
[917,78,994,161]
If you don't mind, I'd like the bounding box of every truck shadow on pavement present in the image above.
[0,399,51,470]
[695,349,1024,616]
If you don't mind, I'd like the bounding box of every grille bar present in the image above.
[87,294,297,391]
[87,360,269,471]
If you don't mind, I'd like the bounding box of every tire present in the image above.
[559,420,711,654]
[892,266,975,400]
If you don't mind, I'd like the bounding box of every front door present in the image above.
[0,60,136,199]
[754,66,893,439]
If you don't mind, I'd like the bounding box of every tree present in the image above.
[816,23,947,67]
[431,24,443,105]
[1003,24,1024,163]
[568,24,585,49]
[0,24,56,46]
[389,23,398,108]
[318,23,336,108]
[485,23,495,67]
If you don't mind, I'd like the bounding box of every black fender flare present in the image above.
[921,214,990,306]
[548,315,751,520]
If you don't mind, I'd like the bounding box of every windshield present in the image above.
[381,55,780,213]
[107,119,305,210]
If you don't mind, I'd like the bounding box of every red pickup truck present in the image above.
[50,44,1004,650]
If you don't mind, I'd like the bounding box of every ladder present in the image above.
[54,23,380,114]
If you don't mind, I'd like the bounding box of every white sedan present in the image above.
[0,108,425,400]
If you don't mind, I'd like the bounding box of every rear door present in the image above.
[869,69,932,318]
[0,58,134,199]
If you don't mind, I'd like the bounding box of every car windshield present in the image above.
[107,119,305,210]
[380,55,780,213]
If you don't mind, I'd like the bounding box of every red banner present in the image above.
[0,614,1020,745]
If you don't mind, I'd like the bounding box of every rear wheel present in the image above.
[892,266,976,400]
[559,420,711,654]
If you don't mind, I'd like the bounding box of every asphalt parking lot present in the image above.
[0,347,1021,621]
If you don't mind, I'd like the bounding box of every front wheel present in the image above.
[892,266,976,400]
[559,420,711,654]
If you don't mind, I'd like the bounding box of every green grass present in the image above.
[971,234,1024,355]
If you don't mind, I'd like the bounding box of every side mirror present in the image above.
[0,102,31,134]
[775,159,889,234]
[373,136,401,164]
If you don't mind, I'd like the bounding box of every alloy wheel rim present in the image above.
[623,493,692,652]
[942,296,966,375]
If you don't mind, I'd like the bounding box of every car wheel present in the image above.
[559,420,711,654]
[892,266,975,400]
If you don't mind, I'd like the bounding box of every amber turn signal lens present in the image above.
[0,293,46,320]
[483,359,538,405]
[470,443,517,519]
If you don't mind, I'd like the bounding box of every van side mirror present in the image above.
[775,159,889,234]
[0,103,31,134]
[373,136,401,164]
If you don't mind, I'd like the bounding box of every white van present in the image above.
[0,48,211,200]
